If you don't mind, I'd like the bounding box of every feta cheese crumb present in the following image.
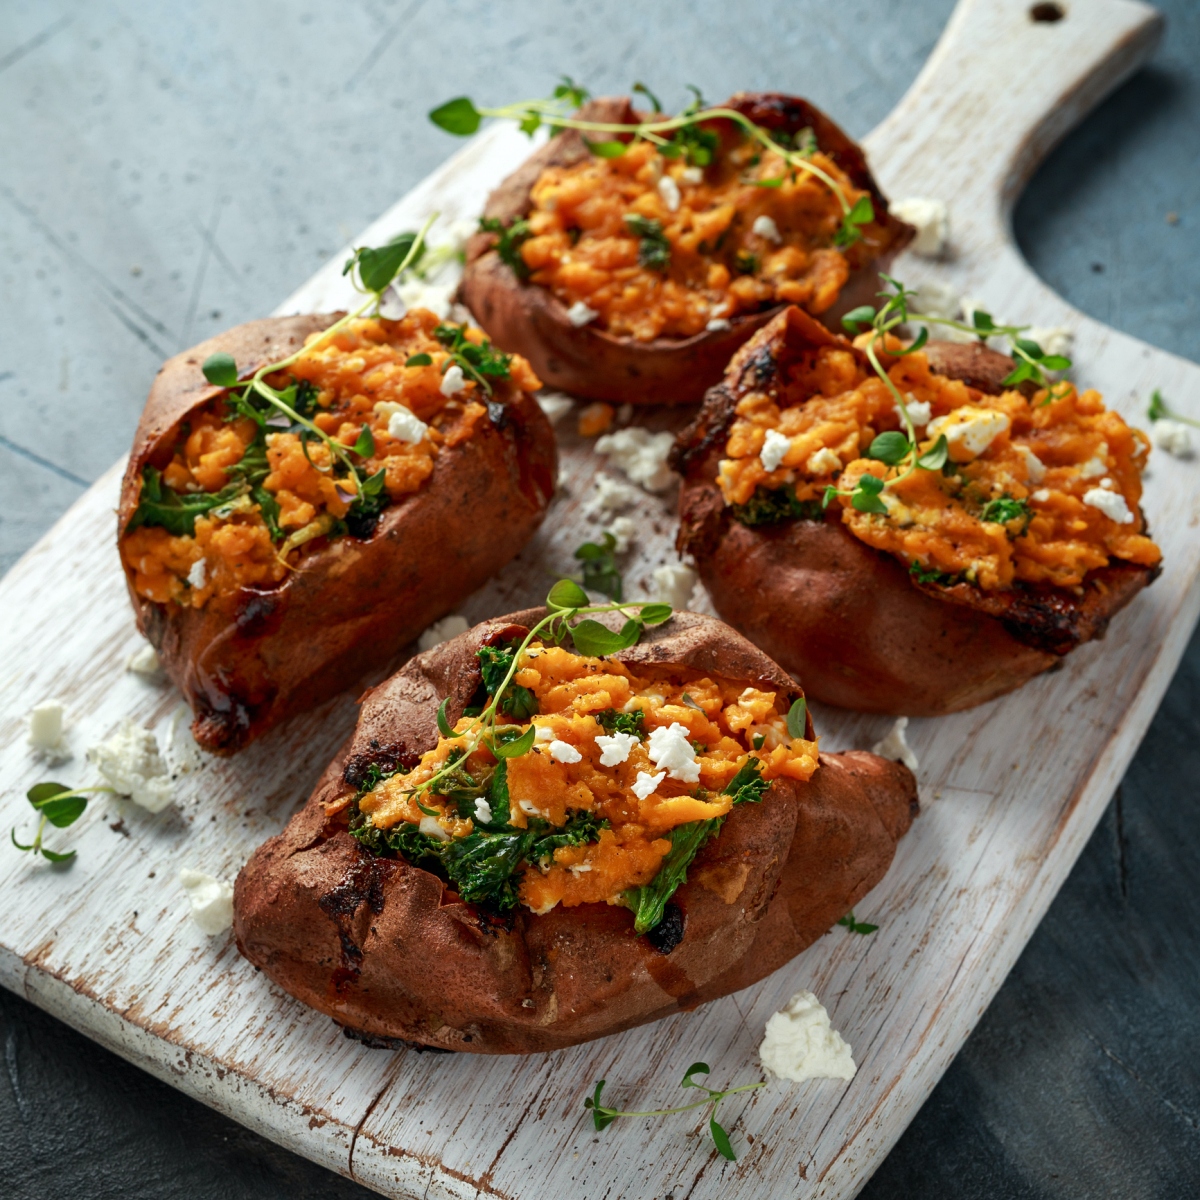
[910,280,959,321]
[586,473,645,516]
[517,799,544,817]
[806,446,842,475]
[681,166,703,185]
[926,407,1010,458]
[392,279,457,320]
[604,515,637,554]
[419,815,451,841]
[657,175,681,212]
[647,722,701,783]
[652,562,698,610]
[566,299,599,327]
[596,730,638,767]
[388,406,430,444]
[1084,487,1135,524]
[536,391,574,425]
[1016,444,1047,483]
[1078,443,1109,479]
[1031,488,1051,502]
[187,558,207,590]
[439,364,466,397]
[473,797,494,825]
[179,868,234,936]
[904,397,932,428]
[632,770,665,800]
[760,428,793,472]
[705,317,732,332]
[126,644,162,676]
[28,699,69,761]
[752,215,782,243]
[549,739,582,764]
[872,716,919,772]
[890,197,949,258]
[87,719,173,812]
[1153,418,1194,459]
[534,724,556,743]
[594,427,676,492]
[418,614,470,652]
[759,990,857,1082]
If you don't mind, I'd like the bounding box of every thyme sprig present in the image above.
[11,783,114,863]
[430,81,871,248]
[585,1062,766,1161]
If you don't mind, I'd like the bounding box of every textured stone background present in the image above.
[1,0,1198,1196]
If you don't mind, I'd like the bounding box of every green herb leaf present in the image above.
[909,560,959,586]
[822,484,840,509]
[638,603,672,626]
[353,425,376,458]
[436,697,455,738]
[734,251,759,276]
[971,309,996,335]
[574,533,622,601]
[851,474,888,514]
[837,911,879,935]
[553,76,590,108]
[868,431,912,465]
[585,1080,618,1131]
[127,466,245,538]
[547,578,590,611]
[915,434,949,471]
[888,325,929,356]
[596,709,646,739]
[585,139,628,158]
[1148,389,1168,422]
[202,352,239,388]
[34,793,87,828]
[632,81,663,112]
[406,353,433,367]
[429,96,482,135]
[477,643,539,720]
[731,485,826,527]
[624,818,722,933]
[725,757,768,806]
[348,231,426,295]
[28,781,72,806]
[681,1062,711,1088]
[570,618,639,658]
[493,725,536,759]
[786,697,807,739]
[833,194,874,248]
[710,1117,737,1161]
[1041,354,1071,371]
[752,733,765,750]
[841,305,877,334]
[980,494,1032,535]
[624,214,671,270]
[1002,360,1036,388]
[479,216,533,280]
[39,847,77,863]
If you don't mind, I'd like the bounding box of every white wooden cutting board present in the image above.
[2,1,1196,1196]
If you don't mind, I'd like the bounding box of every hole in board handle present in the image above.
[1030,2,1065,21]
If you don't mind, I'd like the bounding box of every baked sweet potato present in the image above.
[673,307,1161,714]
[234,607,917,1053]
[118,311,556,754]
[461,93,912,406]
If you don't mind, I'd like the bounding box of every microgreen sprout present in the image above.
[1148,388,1200,429]
[11,782,114,863]
[837,911,879,935]
[584,1062,766,1161]
[574,532,623,600]
[429,81,872,247]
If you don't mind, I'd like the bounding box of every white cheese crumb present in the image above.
[536,391,574,425]
[705,317,732,332]
[179,868,234,936]
[87,719,173,812]
[566,299,600,327]
[1031,488,1051,502]
[1084,487,1134,524]
[126,644,162,676]
[28,699,69,761]
[187,558,207,590]
[632,770,665,800]
[517,799,544,817]
[652,562,698,610]
[752,215,782,243]
[904,397,932,428]
[594,427,676,492]
[1078,443,1109,478]
[549,739,582,764]
[392,279,456,320]
[387,406,429,444]
[1100,477,1115,490]
[604,515,637,554]
[890,197,949,258]
[439,364,466,397]
[419,815,451,841]
[759,990,857,1082]
[647,722,701,783]
[1016,445,1047,483]
[473,798,493,825]
[926,407,1010,458]
[1153,418,1194,459]
[534,724,556,743]
[760,428,793,473]
[596,730,638,767]
[586,473,645,516]
[657,175,681,212]
[806,447,842,475]
[418,614,470,652]
[910,280,959,321]
[872,716,919,772]
[681,166,703,185]
[1024,325,1075,361]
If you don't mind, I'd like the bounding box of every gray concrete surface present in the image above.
[1,0,1197,1196]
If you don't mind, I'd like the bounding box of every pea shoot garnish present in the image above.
[837,911,879,935]
[584,1061,766,1161]
[11,782,114,863]
[1148,388,1200,429]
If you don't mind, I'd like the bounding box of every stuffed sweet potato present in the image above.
[461,92,912,406]
[234,606,917,1053]
[118,310,556,754]
[673,307,1162,714]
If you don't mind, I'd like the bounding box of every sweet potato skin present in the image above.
[672,308,1158,714]
[234,609,917,1054]
[461,94,912,406]
[118,316,557,755]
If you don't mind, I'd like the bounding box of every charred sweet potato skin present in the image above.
[233,609,917,1054]
[461,94,912,406]
[672,308,1158,714]
[118,316,557,755]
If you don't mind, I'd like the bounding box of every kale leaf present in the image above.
[725,756,768,806]
[127,466,245,537]
[731,485,825,527]
[477,643,539,720]
[979,494,1033,536]
[909,561,961,587]
[624,215,671,270]
[596,708,646,739]
[624,819,722,935]
[479,216,533,280]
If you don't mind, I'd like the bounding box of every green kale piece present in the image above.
[730,485,824,527]
[909,561,961,587]
[477,643,539,720]
[127,466,244,537]
[724,756,768,806]
[479,216,533,280]
[623,819,722,935]
[624,214,671,270]
[979,494,1033,536]
[595,708,646,739]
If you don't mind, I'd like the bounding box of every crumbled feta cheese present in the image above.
[752,215,782,243]
[880,490,915,527]
[1031,488,1051,502]
[872,716,918,772]
[596,730,638,767]
[87,719,173,812]
[604,515,637,554]
[910,280,959,321]
[760,428,793,472]
[759,990,857,1082]
[594,427,676,492]
[419,815,451,841]
[473,798,493,825]
[179,868,234,936]
[566,299,599,327]
[647,722,701,783]
[568,861,593,875]
[126,644,162,676]
[806,447,842,475]
[1084,487,1134,524]
[393,279,456,320]
[1153,418,1194,459]
[28,700,69,761]
[657,176,681,212]
[706,317,732,332]
[187,558,207,590]
[418,614,469,652]
[926,407,1010,458]
[1078,443,1108,478]
[586,473,645,516]
[387,406,429,444]
[632,770,665,800]
[905,399,933,428]
[1024,325,1074,360]
[536,391,574,425]
[890,197,949,258]
[1016,444,1047,483]
[439,364,466,397]
[549,739,582,764]
[681,166,703,185]
[534,724,556,743]
[517,799,544,817]
[652,563,698,610]
[1100,477,1114,490]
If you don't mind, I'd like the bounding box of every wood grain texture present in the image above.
[2,1,1197,1198]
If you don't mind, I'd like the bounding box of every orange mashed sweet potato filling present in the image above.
[121,311,541,608]
[520,125,890,341]
[356,643,817,915]
[718,337,1160,590]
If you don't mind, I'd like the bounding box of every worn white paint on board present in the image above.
[1,1,1196,1197]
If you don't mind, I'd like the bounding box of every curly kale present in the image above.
[476,643,539,720]
[731,485,825,528]
[595,708,646,739]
